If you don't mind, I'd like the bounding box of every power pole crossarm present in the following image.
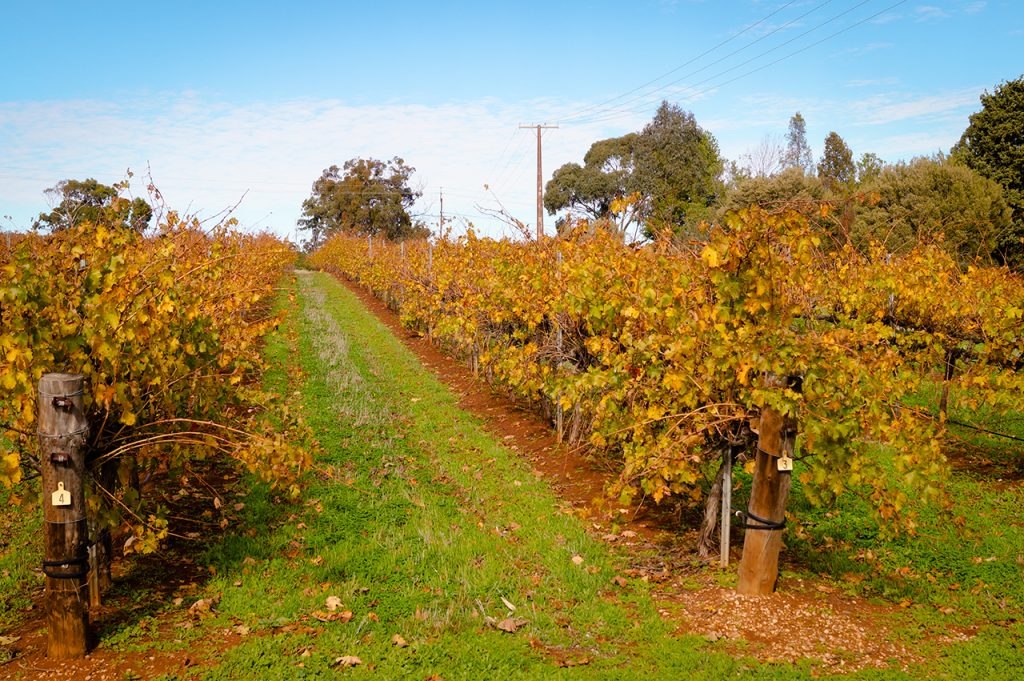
[519,123,558,240]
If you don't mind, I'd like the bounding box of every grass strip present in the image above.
[200,271,814,679]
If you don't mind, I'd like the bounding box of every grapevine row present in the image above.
[310,207,1024,527]
[1,212,310,549]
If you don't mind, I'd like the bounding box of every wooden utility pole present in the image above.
[38,373,90,658]
[519,123,558,240]
[737,402,795,595]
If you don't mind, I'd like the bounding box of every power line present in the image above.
[490,130,532,192]
[559,0,810,123]
[571,0,907,127]
[484,127,522,187]
[569,0,871,125]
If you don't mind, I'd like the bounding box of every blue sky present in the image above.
[1,0,1020,239]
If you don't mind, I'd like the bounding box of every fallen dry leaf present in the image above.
[494,617,528,633]
[556,656,592,668]
[189,598,215,616]
[311,610,353,623]
[500,596,517,612]
[325,595,343,611]
[333,655,362,668]
[612,575,628,587]
[392,634,408,648]
[571,555,584,566]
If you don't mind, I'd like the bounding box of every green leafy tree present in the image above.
[544,134,641,238]
[783,112,814,174]
[298,157,425,248]
[633,101,724,237]
[545,103,722,239]
[817,132,855,190]
[854,156,1013,264]
[717,166,825,218]
[856,152,885,185]
[952,75,1024,267]
[35,178,152,233]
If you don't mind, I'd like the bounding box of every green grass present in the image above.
[6,269,1018,678]
[0,480,41,628]
[196,271,829,679]
[786,433,1024,674]
[196,270,1024,679]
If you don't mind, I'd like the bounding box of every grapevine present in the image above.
[310,207,1024,531]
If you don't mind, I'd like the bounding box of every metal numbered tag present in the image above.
[51,482,71,507]
[777,456,794,472]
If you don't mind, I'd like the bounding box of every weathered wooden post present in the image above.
[426,242,434,342]
[555,250,564,443]
[719,446,733,568]
[38,373,90,658]
[736,403,795,595]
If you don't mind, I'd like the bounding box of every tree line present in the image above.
[296,75,1023,270]
[545,76,1023,269]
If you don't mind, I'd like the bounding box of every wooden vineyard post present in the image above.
[737,402,795,595]
[719,446,733,568]
[38,373,91,658]
[426,242,434,342]
[555,250,564,443]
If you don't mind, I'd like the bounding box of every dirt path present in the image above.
[332,272,931,675]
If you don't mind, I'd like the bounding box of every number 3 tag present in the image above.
[777,456,794,472]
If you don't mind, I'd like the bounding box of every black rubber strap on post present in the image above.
[42,554,90,579]
[735,509,786,531]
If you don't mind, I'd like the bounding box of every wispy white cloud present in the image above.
[848,88,980,126]
[870,12,902,24]
[0,94,648,238]
[0,83,988,238]
[963,1,986,14]
[869,131,958,156]
[915,5,952,21]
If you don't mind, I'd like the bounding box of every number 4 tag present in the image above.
[777,456,794,472]
[51,482,71,507]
